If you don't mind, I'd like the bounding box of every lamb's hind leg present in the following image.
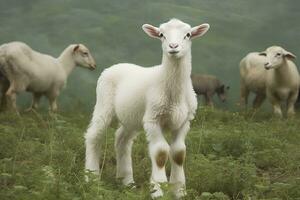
[5,81,19,114]
[170,122,189,199]
[115,126,138,186]
[240,83,249,107]
[144,121,169,198]
[253,93,266,109]
[26,93,42,112]
[85,100,114,175]
[0,79,9,111]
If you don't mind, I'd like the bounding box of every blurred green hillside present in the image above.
[0,0,299,111]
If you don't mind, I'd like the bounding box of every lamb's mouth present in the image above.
[168,50,179,55]
[89,65,96,70]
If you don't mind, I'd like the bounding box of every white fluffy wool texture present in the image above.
[85,19,209,199]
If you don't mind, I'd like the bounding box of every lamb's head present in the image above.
[259,46,296,70]
[142,19,209,59]
[216,84,230,102]
[72,44,96,70]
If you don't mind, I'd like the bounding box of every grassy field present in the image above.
[0,108,300,200]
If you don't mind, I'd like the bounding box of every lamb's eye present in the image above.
[276,53,281,57]
[159,33,164,38]
[83,52,89,56]
[185,33,191,38]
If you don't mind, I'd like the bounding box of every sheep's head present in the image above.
[216,84,230,102]
[259,46,296,70]
[72,44,96,70]
[142,19,209,59]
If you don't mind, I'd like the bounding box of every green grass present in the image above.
[0,108,300,199]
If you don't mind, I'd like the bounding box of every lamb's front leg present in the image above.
[268,91,282,118]
[170,122,189,199]
[144,121,169,199]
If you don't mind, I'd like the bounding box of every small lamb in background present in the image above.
[191,73,229,107]
[0,42,96,113]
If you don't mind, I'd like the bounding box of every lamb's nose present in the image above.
[264,62,270,67]
[169,43,179,49]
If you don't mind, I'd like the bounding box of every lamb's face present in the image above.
[142,19,209,59]
[259,46,296,70]
[73,44,96,70]
[216,85,230,102]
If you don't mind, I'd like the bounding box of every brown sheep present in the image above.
[191,74,229,107]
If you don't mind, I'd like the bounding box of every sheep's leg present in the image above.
[5,81,18,114]
[115,126,137,185]
[26,93,42,112]
[170,122,189,199]
[85,102,114,175]
[287,91,298,117]
[272,103,282,118]
[240,83,249,107]
[267,91,283,118]
[144,121,169,198]
[0,80,9,111]
[205,93,214,107]
[49,98,58,112]
[47,91,59,112]
[253,94,266,109]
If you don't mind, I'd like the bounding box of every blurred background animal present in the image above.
[191,74,229,107]
[240,46,299,117]
[0,42,96,113]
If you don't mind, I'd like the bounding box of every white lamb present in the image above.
[0,42,96,113]
[262,46,299,117]
[240,46,299,117]
[84,19,209,198]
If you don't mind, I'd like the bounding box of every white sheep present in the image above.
[0,42,96,113]
[239,52,268,108]
[262,46,299,117]
[84,19,209,198]
[240,46,299,117]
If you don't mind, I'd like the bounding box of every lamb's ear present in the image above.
[284,50,296,59]
[191,23,210,39]
[142,24,160,39]
[73,44,80,52]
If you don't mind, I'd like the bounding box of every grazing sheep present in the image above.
[0,42,96,113]
[262,46,299,117]
[240,46,299,117]
[191,74,229,106]
[84,19,209,198]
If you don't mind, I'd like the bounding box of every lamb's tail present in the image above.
[84,69,116,171]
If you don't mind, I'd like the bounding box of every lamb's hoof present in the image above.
[84,169,99,182]
[150,183,163,199]
[287,112,295,118]
[125,182,137,189]
[173,188,187,199]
